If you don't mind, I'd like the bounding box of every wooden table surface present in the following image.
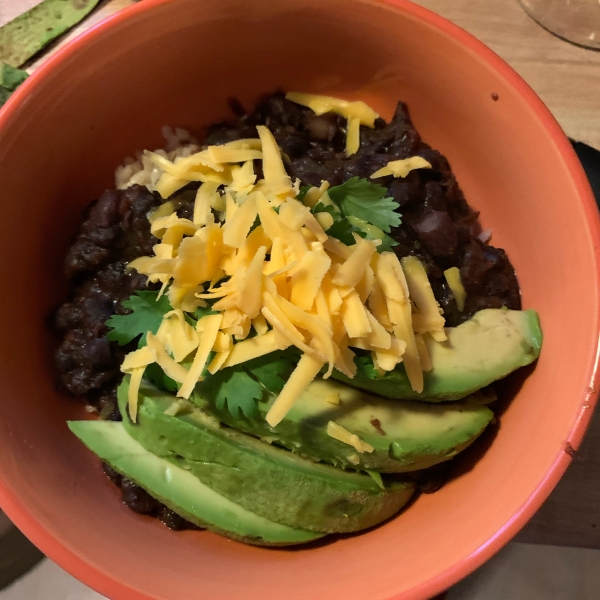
[2,0,600,550]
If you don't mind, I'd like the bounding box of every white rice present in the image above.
[478,229,492,244]
[114,126,199,190]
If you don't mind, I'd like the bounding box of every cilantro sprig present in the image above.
[105,290,300,418]
[327,177,401,233]
[105,291,172,346]
[309,177,400,251]
[106,290,181,392]
[194,348,300,418]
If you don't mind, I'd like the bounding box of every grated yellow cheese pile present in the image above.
[120,94,449,428]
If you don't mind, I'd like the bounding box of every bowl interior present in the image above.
[0,1,598,599]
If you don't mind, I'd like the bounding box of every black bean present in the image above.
[121,479,161,514]
[102,462,122,487]
[412,210,458,257]
[159,508,199,531]
[304,114,337,142]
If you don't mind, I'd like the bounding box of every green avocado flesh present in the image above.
[332,309,542,401]
[202,379,495,472]
[68,420,322,546]
[0,0,101,68]
[0,62,27,90]
[117,381,415,533]
[0,62,28,108]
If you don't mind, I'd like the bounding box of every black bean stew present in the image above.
[53,92,520,527]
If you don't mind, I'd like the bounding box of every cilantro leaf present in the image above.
[328,177,401,233]
[313,203,398,251]
[195,348,300,418]
[373,232,398,252]
[198,367,263,418]
[354,355,380,380]
[296,185,312,203]
[193,305,219,320]
[306,179,401,250]
[105,291,172,346]
[243,348,300,394]
[326,218,356,246]
[312,203,338,218]
[144,363,179,393]
[354,229,398,252]
[312,203,355,245]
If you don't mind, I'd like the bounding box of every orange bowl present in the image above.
[0,0,598,598]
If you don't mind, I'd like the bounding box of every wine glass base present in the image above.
[519,0,600,50]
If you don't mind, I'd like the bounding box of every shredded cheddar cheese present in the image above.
[326,422,375,453]
[401,256,446,341]
[370,156,433,179]
[285,92,379,157]
[444,267,467,312]
[119,109,448,426]
[178,314,223,398]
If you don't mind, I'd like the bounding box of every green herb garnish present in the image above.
[310,177,400,251]
[105,290,172,346]
[354,354,381,380]
[106,290,301,418]
[195,349,300,418]
[198,368,264,418]
[327,177,401,233]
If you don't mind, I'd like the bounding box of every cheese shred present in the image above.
[326,421,374,454]
[444,267,467,312]
[266,353,325,427]
[128,366,147,423]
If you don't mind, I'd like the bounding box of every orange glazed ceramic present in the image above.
[0,1,598,599]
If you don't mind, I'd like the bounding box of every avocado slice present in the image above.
[68,420,323,546]
[332,309,542,401]
[0,0,102,68]
[201,378,495,472]
[118,380,415,533]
